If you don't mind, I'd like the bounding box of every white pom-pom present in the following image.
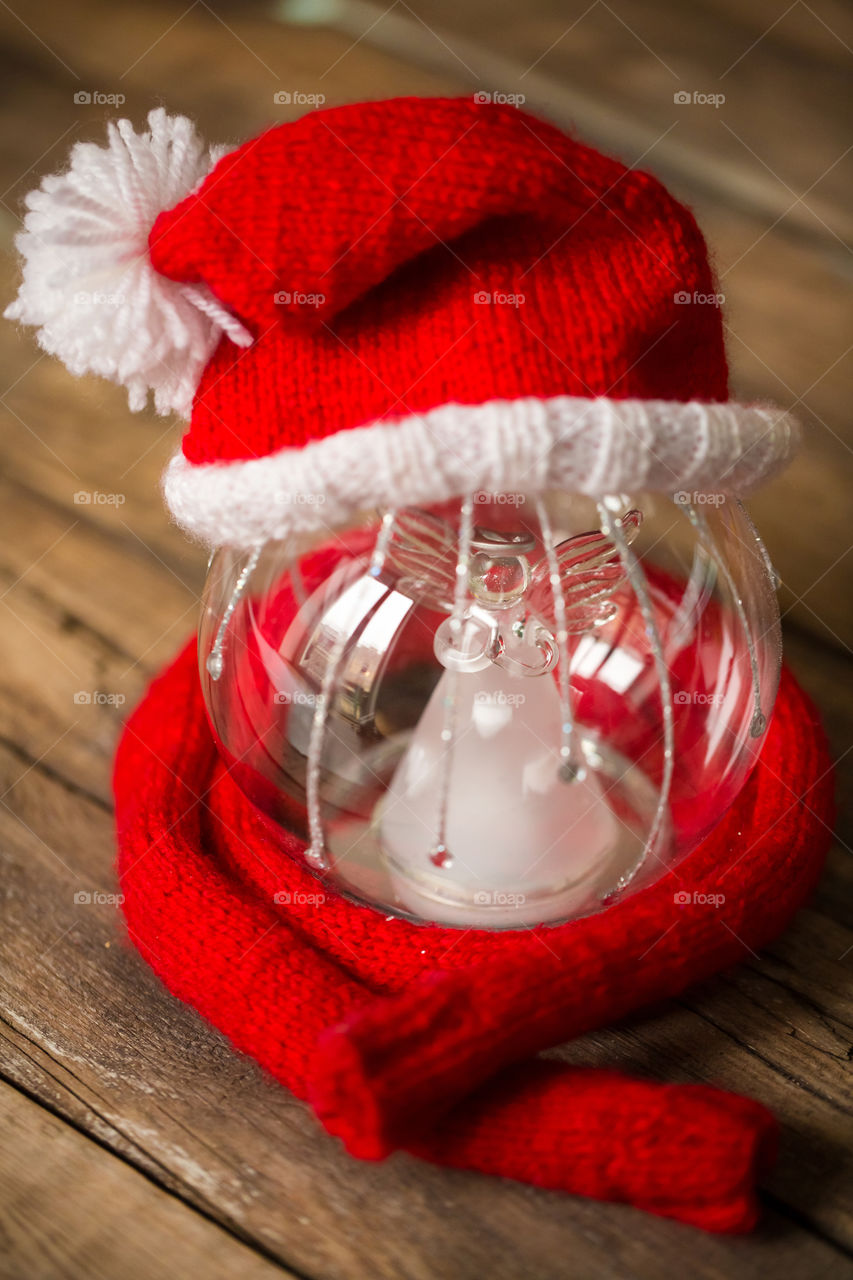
[4,109,252,418]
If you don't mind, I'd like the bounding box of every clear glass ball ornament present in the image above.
[199,492,782,928]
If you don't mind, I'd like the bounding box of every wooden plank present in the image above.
[0,719,851,1278]
[0,2,849,1275]
[0,557,153,809]
[0,1080,293,1280]
[0,475,200,682]
[0,0,456,176]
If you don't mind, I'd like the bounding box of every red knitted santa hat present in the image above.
[7,99,796,547]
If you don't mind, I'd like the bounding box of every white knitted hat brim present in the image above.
[163,394,798,550]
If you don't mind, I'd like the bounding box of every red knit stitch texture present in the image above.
[148,97,729,466]
[115,641,833,1234]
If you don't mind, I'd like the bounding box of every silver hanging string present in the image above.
[665,533,715,658]
[534,497,584,783]
[304,565,350,871]
[370,507,398,579]
[687,502,766,738]
[736,498,781,591]
[305,514,398,870]
[206,544,263,681]
[598,496,674,892]
[430,493,476,870]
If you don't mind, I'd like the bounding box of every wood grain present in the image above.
[0,1081,292,1280]
[0,1,850,1277]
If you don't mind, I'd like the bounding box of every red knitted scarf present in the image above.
[115,640,832,1233]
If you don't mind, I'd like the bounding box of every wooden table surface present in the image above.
[0,2,850,1276]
